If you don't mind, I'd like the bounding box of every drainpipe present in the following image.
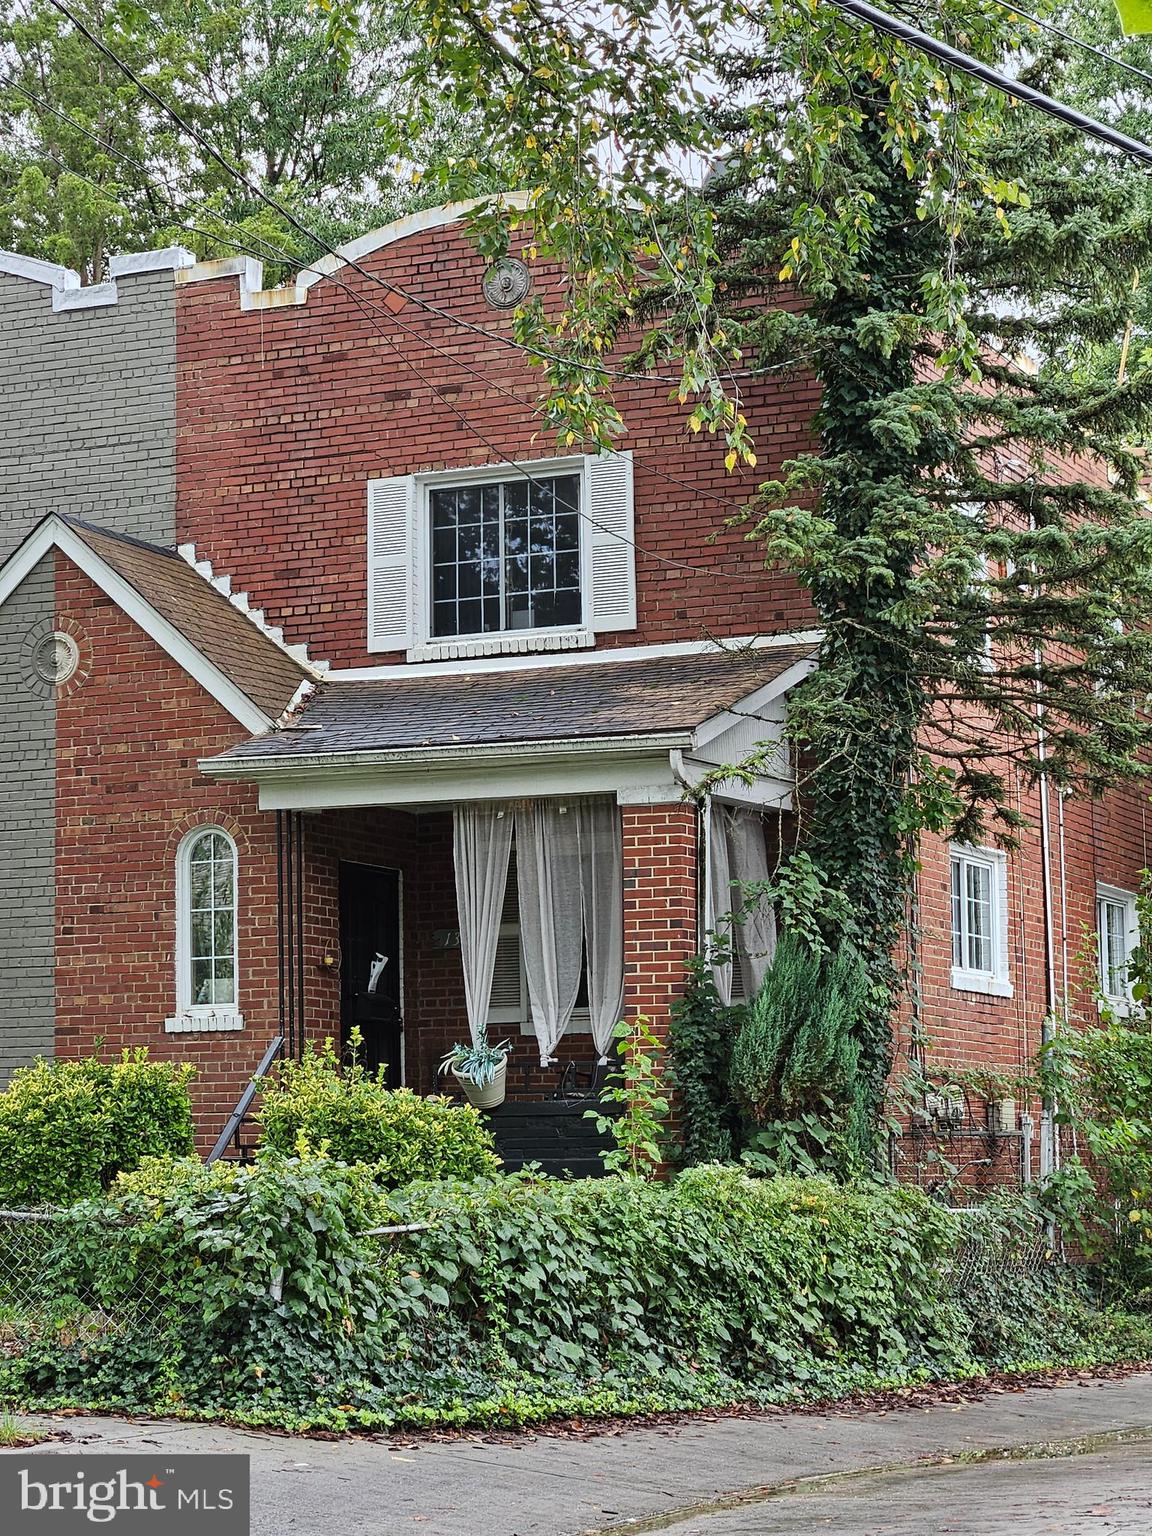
[1035,650,1059,1182]
[671,750,707,964]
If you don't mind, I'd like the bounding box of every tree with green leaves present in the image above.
[0,0,493,281]
[375,0,1152,1109]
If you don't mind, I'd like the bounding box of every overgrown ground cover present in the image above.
[2,1159,1149,1434]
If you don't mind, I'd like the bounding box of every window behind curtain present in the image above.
[431,474,582,638]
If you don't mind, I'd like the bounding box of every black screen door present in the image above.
[339,862,403,1086]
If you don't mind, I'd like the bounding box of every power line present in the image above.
[826,0,1152,167]
[35,0,790,391]
[998,2,1152,95]
[22,128,764,584]
[0,53,773,535]
[14,115,765,537]
[892,0,1152,97]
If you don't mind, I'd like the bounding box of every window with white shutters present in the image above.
[366,453,635,656]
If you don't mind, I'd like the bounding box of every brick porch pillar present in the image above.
[620,802,700,1041]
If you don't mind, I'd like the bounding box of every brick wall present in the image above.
[0,264,180,1073]
[893,768,1152,1188]
[53,554,279,1147]
[175,225,817,667]
[621,803,700,1037]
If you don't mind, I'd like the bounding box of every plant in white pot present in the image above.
[439,1038,512,1110]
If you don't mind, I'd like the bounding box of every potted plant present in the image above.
[439,1038,512,1110]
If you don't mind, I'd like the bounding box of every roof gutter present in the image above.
[200,730,697,781]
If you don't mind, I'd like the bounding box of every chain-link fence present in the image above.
[0,1209,178,1360]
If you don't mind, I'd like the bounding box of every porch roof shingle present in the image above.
[212,642,817,761]
[64,519,311,722]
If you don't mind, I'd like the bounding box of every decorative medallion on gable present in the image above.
[21,618,90,699]
[482,257,531,309]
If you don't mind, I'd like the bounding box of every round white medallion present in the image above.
[32,631,81,686]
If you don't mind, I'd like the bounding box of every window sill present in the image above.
[407,628,595,663]
[517,1016,593,1037]
[1099,995,1140,1019]
[950,969,1013,999]
[165,1010,245,1034]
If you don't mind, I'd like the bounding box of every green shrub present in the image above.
[667,959,746,1166]
[0,1051,195,1208]
[255,1037,499,1187]
[731,936,873,1178]
[10,1160,1149,1432]
[1042,1020,1152,1292]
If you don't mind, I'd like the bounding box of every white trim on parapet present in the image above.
[175,194,533,312]
[0,246,195,312]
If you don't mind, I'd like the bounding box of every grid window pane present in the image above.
[951,853,998,978]
[185,832,236,1008]
[1100,900,1132,998]
[431,474,582,637]
[964,862,993,972]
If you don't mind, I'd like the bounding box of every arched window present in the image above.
[172,827,241,1027]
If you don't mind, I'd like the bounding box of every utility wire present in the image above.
[37,0,789,390]
[999,1,1152,95]
[9,89,768,534]
[825,0,1152,166]
[23,131,765,584]
[892,0,1152,96]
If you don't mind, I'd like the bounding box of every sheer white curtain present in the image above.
[727,807,777,994]
[705,799,735,1005]
[452,803,514,1047]
[515,801,585,1065]
[577,798,625,1063]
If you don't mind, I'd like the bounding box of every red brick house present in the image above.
[0,202,1144,1178]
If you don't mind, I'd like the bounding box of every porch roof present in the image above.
[207,641,817,763]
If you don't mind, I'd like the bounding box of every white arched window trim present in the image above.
[165,825,245,1034]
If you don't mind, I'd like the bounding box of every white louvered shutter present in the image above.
[367,475,415,652]
[487,930,526,1023]
[584,451,636,632]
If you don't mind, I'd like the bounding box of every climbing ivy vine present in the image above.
[352,0,1152,1104]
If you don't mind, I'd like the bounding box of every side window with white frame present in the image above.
[367,452,636,660]
[1097,884,1140,1013]
[167,827,244,1033]
[949,844,1012,997]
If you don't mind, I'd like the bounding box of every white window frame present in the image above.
[1097,883,1140,1016]
[367,451,636,660]
[413,456,594,662]
[487,931,592,1038]
[949,844,1012,998]
[166,826,245,1033]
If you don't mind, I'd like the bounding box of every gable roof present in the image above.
[0,515,311,732]
[208,643,817,767]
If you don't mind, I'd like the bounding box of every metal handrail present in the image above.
[206,1034,285,1165]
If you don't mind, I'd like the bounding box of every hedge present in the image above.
[0,1053,195,1207]
[255,1037,499,1187]
[5,1158,1151,1431]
